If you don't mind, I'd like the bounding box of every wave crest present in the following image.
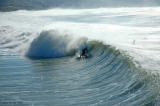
[26,30,72,58]
[26,30,91,59]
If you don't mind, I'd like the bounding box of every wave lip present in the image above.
[26,30,71,59]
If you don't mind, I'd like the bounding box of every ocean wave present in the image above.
[2,29,160,105]
[25,30,159,105]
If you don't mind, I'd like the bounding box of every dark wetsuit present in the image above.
[81,48,88,56]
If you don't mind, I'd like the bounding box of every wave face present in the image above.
[1,36,159,105]
[1,30,159,105]
[0,7,160,106]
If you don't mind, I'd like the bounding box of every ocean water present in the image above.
[0,7,160,106]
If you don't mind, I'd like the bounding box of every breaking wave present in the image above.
[22,30,160,105]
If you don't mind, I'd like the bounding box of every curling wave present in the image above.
[24,30,159,105]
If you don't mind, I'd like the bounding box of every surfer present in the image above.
[77,47,91,59]
[80,47,88,58]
